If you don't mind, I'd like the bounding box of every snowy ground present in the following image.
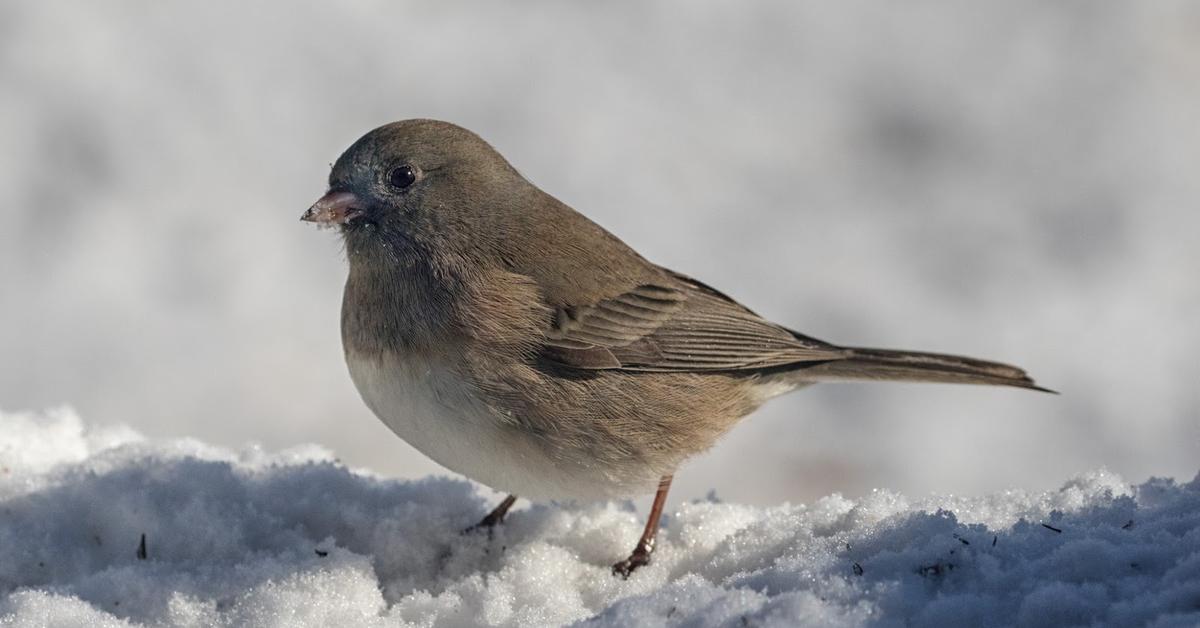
[2,408,1198,627]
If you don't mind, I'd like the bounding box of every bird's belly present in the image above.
[345,350,645,500]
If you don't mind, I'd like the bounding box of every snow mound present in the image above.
[1,408,1198,627]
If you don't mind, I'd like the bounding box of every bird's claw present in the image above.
[460,523,495,538]
[611,548,652,579]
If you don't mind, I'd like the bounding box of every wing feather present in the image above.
[541,271,847,372]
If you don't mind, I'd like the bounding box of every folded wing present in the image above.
[541,271,848,371]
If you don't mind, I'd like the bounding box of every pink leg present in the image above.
[612,475,673,578]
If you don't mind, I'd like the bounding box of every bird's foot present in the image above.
[460,517,501,537]
[611,546,652,579]
[461,495,517,537]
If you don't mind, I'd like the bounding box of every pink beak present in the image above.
[301,191,364,225]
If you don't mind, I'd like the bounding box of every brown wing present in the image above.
[541,270,848,371]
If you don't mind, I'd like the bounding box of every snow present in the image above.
[3,408,1198,627]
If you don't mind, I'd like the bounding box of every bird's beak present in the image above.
[301,191,364,225]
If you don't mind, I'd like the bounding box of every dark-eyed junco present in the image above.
[302,119,1048,577]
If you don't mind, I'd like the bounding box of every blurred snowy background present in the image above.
[1,1,1196,505]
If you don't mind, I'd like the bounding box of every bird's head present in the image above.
[302,119,527,266]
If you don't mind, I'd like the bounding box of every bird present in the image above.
[302,119,1049,578]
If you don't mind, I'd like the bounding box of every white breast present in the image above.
[345,350,638,500]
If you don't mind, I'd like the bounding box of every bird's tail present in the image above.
[789,347,1054,393]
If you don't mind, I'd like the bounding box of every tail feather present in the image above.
[792,347,1054,393]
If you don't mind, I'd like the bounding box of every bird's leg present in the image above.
[612,475,673,579]
[463,494,517,535]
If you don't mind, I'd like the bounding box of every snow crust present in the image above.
[2,407,1198,627]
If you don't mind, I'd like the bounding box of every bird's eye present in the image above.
[388,165,417,189]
